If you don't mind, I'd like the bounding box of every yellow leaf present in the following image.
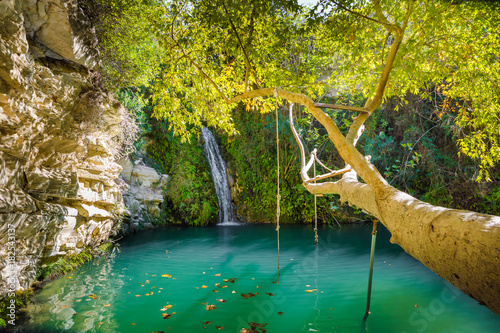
[305,289,318,293]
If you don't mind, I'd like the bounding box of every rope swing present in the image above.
[313,158,318,244]
[274,89,281,283]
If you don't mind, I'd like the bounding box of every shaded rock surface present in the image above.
[117,158,167,231]
[0,0,125,294]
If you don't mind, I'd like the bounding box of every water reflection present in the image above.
[25,255,123,332]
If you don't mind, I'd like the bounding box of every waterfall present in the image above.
[201,126,236,224]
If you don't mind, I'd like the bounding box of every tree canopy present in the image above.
[90,0,500,181]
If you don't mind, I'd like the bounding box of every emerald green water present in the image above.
[22,224,500,332]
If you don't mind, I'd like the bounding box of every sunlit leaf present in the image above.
[205,304,216,311]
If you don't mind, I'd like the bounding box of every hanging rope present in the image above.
[365,219,378,316]
[274,89,281,283]
[313,157,318,244]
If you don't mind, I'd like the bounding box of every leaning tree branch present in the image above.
[289,102,354,183]
[344,4,410,146]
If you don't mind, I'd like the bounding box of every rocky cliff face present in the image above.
[0,0,126,295]
[117,158,167,232]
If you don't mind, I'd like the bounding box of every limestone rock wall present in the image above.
[117,158,167,232]
[0,0,125,295]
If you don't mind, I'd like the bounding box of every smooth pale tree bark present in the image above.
[305,172,500,316]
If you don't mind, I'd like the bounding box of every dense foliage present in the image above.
[85,0,500,223]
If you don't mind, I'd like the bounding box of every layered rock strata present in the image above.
[118,158,167,233]
[0,0,124,295]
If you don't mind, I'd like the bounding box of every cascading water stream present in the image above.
[201,126,236,224]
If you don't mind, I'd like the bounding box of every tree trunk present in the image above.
[305,174,500,315]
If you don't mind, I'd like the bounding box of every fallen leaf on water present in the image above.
[266,293,274,296]
[88,294,98,300]
[73,313,77,316]
[216,299,226,303]
[414,304,419,308]
[135,295,141,297]
[98,322,104,325]
[306,285,311,287]
[131,323,136,326]
[152,274,157,276]
[232,291,236,293]
[330,308,335,310]
[162,274,172,278]
[145,293,151,296]
[216,326,224,330]
[241,293,257,299]
[203,321,213,325]
[215,273,221,276]
[202,302,208,305]
[223,279,229,282]
[251,278,255,280]
[162,313,171,319]
[201,285,208,289]
[104,304,111,307]
[305,289,318,293]
[59,305,70,309]
[212,290,219,293]
[161,305,173,311]
[278,311,284,316]
[205,304,216,311]
[221,285,227,288]
[152,286,157,289]
[215,283,220,286]
[256,286,261,288]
